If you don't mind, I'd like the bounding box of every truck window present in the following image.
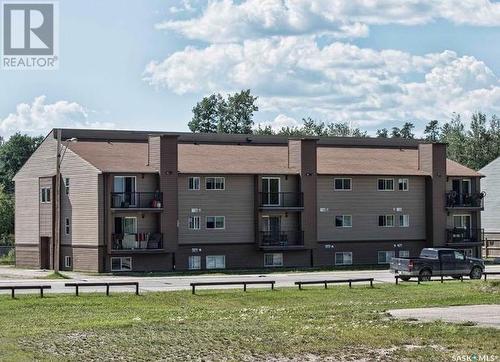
[440,250,454,261]
[454,251,465,261]
[420,249,438,259]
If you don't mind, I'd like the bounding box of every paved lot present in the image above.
[0,265,499,295]
[389,304,500,329]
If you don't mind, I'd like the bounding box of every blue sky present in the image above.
[1,0,500,138]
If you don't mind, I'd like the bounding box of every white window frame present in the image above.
[188,176,200,191]
[378,251,395,264]
[335,252,353,265]
[264,253,283,267]
[261,177,281,206]
[64,256,72,268]
[206,216,225,230]
[377,178,394,191]
[398,250,410,258]
[399,214,410,227]
[64,177,70,195]
[188,216,201,230]
[188,255,201,270]
[40,187,51,203]
[206,177,225,190]
[111,257,133,272]
[123,216,138,235]
[334,178,352,191]
[206,255,225,269]
[335,215,352,228]
[113,176,137,207]
[398,178,409,191]
[65,217,71,235]
[379,215,395,227]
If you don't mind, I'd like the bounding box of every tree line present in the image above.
[189,90,500,170]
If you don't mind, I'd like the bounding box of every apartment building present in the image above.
[479,157,500,258]
[14,129,484,272]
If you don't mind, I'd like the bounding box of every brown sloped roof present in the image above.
[317,147,428,176]
[68,141,155,173]
[446,159,482,177]
[178,144,296,174]
[67,140,480,177]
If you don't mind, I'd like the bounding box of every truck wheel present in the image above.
[470,267,482,280]
[400,276,411,282]
[419,269,432,282]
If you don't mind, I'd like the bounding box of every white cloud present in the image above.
[256,114,301,131]
[159,0,500,43]
[0,96,114,138]
[144,37,500,126]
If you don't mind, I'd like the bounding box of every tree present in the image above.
[465,112,491,170]
[253,125,274,135]
[391,127,401,138]
[440,113,467,166]
[223,90,258,134]
[188,93,226,133]
[400,122,415,139]
[424,120,440,142]
[376,128,388,138]
[326,122,367,137]
[0,186,14,244]
[0,133,43,193]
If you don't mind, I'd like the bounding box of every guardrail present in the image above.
[65,282,139,296]
[258,192,303,208]
[395,275,464,285]
[483,272,500,281]
[0,285,51,298]
[111,192,163,209]
[445,192,485,208]
[190,280,276,294]
[295,278,374,290]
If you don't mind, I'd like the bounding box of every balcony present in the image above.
[258,192,303,209]
[258,231,304,250]
[111,232,163,252]
[445,192,485,210]
[111,192,163,211]
[446,228,483,246]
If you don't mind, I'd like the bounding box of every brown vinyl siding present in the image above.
[178,175,254,245]
[317,176,426,241]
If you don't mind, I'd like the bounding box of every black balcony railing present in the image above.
[111,192,163,209]
[445,192,485,208]
[259,231,304,247]
[112,233,163,250]
[446,228,483,244]
[259,192,303,208]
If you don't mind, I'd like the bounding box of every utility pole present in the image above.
[54,129,61,272]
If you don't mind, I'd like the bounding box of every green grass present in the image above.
[0,282,499,361]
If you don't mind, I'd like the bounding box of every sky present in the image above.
[1,0,500,138]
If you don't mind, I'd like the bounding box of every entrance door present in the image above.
[262,216,281,243]
[114,176,136,206]
[453,214,472,241]
[40,237,50,269]
[262,177,280,206]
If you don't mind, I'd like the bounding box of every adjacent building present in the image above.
[14,129,484,272]
[480,157,500,258]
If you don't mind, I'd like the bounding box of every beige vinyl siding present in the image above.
[317,175,426,241]
[178,175,254,244]
[39,177,53,237]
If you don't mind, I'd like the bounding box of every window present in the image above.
[188,255,201,270]
[335,215,352,228]
[334,178,352,191]
[378,251,395,264]
[378,178,394,191]
[188,216,201,230]
[461,249,473,257]
[399,214,410,227]
[262,177,280,205]
[398,250,410,258]
[64,256,72,268]
[40,187,51,203]
[188,177,200,190]
[123,217,137,234]
[264,253,283,267]
[378,215,395,227]
[113,176,136,206]
[206,255,225,269]
[206,216,225,229]
[65,217,71,235]
[335,252,353,265]
[111,257,132,271]
[64,177,70,195]
[398,178,408,191]
[206,177,225,190]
